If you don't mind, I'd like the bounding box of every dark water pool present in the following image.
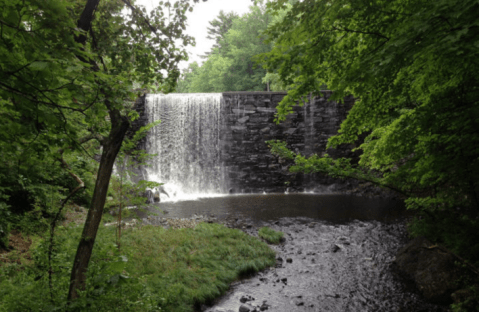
[140,193,407,224]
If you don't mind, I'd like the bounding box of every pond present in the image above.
[137,193,406,224]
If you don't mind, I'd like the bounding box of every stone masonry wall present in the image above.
[220,91,356,193]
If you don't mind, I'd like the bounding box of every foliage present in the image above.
[0,222,276,311]
[258,226,284,244]
[260,1,479,306]
[0,0,203,300]
[451,284,479,312]
[408,213,479,267]
[0,225,151,311]
[179,53,233,92]
[0,202,10,248]
[176,1,273,92]
[260,0,479,225]
[201,10,239,58]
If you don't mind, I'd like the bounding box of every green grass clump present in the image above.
[258,226,284,244]
[0,222,276,312]
[124,223,276,311]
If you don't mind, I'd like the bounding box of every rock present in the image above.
[394,236,461,304]
[239,295,254,303]
[330,244,340,253]
[239,304,252,312]
[237,116,250,123]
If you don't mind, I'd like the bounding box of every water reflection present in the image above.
[148,193,406,223]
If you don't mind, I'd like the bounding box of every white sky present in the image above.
[135,0,253,70]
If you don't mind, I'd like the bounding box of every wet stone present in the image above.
[240,295,255,303]
[330,244,341,253]
[295,300,304,306]
[238,304,253,312]
[259,301,270,311]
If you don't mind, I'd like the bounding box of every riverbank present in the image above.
[0,214,276,312]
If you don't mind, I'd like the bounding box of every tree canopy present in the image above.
[176,2,272,92]
[201,10,239,58]
[0,0,201,302]
[260,0,479,260]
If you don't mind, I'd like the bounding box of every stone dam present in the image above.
[131,91,357,198]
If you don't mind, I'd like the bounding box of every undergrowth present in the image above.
[0,223,276,311]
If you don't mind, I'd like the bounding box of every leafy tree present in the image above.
[260,0,479,260]
[0,0,202,301]
[176,61,201,93]
[178,1,272,92]
[191,52,233,92]
[222,2,272,91]
[201,10,239,58]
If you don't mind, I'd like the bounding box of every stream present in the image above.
[134,194,448,312]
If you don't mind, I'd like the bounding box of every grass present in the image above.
[0,222,276,312]
[123,223,276,311]
[258,226,284,244]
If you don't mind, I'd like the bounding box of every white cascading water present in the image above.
[144,93,226,201]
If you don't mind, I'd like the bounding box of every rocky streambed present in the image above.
[199,217,447,312]
[130,194,450,312]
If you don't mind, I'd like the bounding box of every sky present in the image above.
[135,0,253,70]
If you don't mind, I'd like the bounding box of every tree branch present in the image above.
[331,26,390,41]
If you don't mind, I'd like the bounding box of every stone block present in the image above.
[256,107,277,113]
[232,108,256,114]
[237,116,249,123]
[249,115,270,123]
[283,128,297,135]
[231,125,247,131]
[260,127,270,134]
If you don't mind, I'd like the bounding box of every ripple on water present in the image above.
[205,218,448,312]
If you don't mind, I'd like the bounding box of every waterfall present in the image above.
[145,93,226,201]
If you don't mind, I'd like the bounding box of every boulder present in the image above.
[394,236,461,304]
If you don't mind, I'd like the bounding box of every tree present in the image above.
[201,10,239,58]
[176,61,201,92]
[0,0,203,301]
[178,1,273,92]
[223,2,272,91]
[259,0,479,256]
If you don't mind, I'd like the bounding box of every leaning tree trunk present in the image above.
[67,108,129,301]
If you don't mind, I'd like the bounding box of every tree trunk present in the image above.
[67,108,129,301]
